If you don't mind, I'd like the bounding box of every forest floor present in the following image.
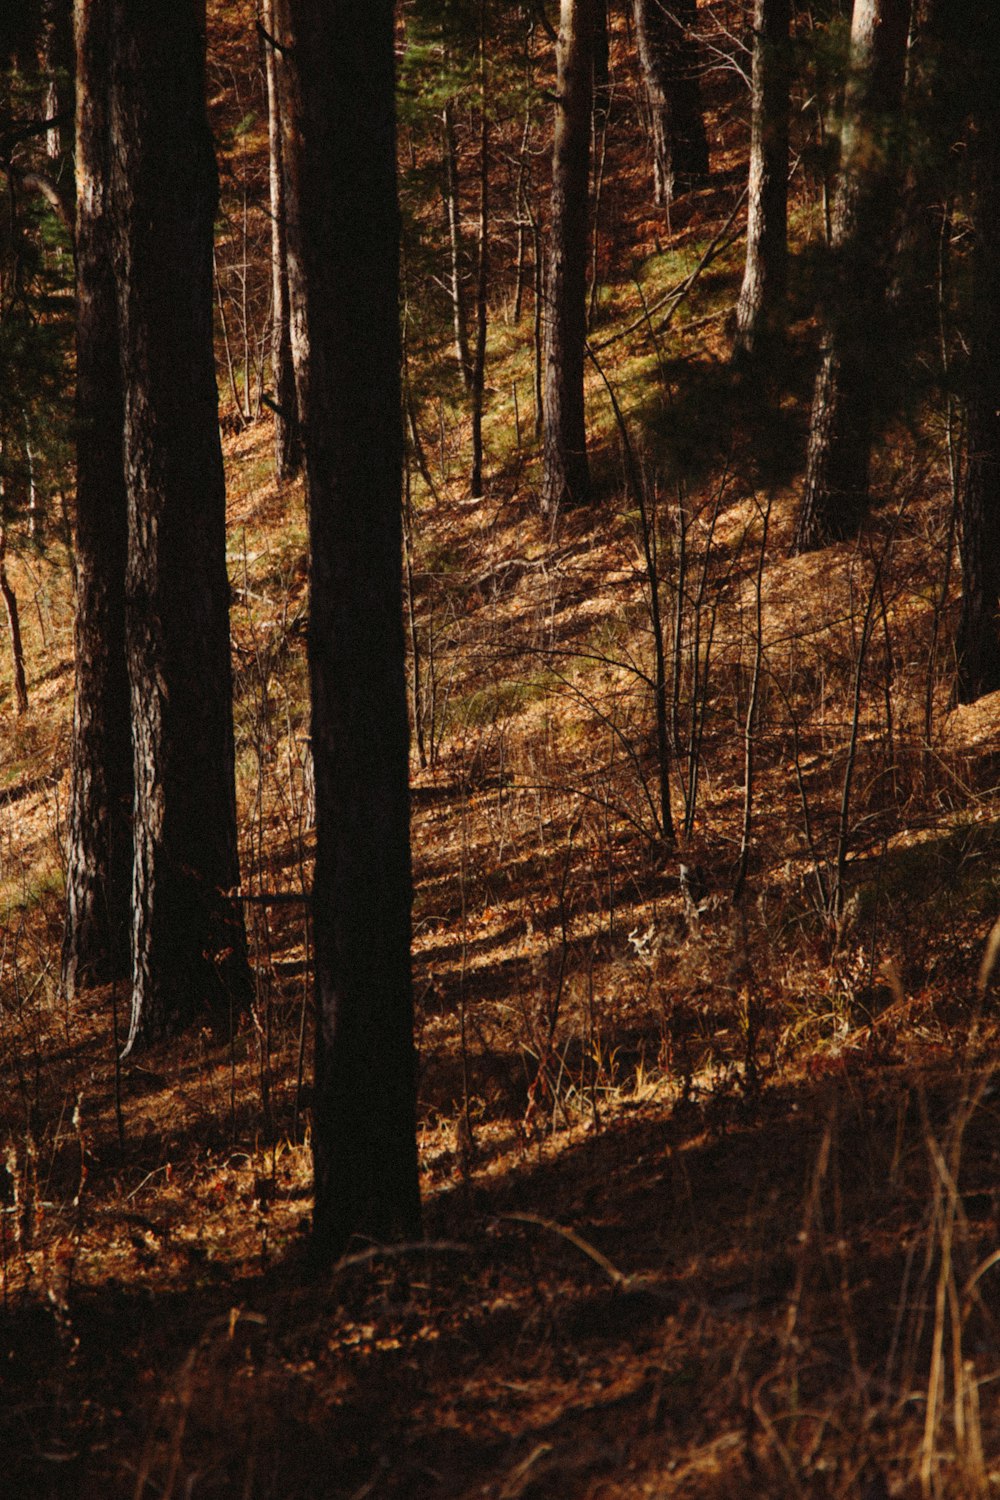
[4,2,1000,1495]
[2,396,1000,1497]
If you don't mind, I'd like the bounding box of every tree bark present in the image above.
[62,0,133,998]
[956,29,1000,701]
[733,0,790,364]
[275,0,422,1263]
[542,0,595,516]
[632,0,709,209]
[261,0,300,480]
[794,0,911,553]
[108,0,249,1049]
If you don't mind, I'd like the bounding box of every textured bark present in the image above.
[632,0,709,209]
[542,0,594,516]
[261,0,300,480]
[276,0,422,1262]
[956,36,1000,701]
[109,0,249,1049]
[62,0,133,997]
[794,0,911,553]
[733,0,790,363]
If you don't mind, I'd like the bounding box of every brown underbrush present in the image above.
[3,2,1000,1494]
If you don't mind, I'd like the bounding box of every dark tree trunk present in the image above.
[542,0,595,516]
[733,0,790,364]
[632,0,709,209]
[62,0,133,998]
[793,0,911,553]
[261,0,300,480]
[108,0,249,1049]
[275,0,422,1264]
[956,33,1000,701]
[0,528,28,716]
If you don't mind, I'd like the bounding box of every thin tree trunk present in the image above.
[794,0,911,553]
[442,99,473,390]
[109,0,249,1048]
[39,0,73,162]
[276,0,422,1263]
[63,0,133,998]
[261,0,300,479]
[593,0,610,128]
[733,0,790,364]
[542,0,595,516]
[470,11,489,499]
[632,0,709,209]
[0,528,28,716]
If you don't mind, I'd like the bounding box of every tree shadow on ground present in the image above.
[2,1055,996,1499]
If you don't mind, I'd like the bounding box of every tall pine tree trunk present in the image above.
[109,0,249,1049]
[261,0,300,479]
[63,0,133,997]
[275,0,421,1263]
[956,31,1000,701]
[733,0,790,364]
[632,0,709,209]
[794,0,911,553]
[542,0,595,516]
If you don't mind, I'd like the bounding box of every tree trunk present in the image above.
[470,11,489,500]
[38,0,73,162]
[0,528,28,716]
[793,0,911,553]
[956,31,1000,701]
[733,0,790,364]
[593,0,610,128]
[442,99,473,390]
[62,0,133,998]
[632,0,709,209]
[542,0,595,516]
[275,0,422,1264]
[108,0,249,1049]
[261,0,300,480]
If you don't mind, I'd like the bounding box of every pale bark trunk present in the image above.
[542,0,595,515]
[794,0,911,552]
[470,16,489,499]
[442,100,473,390]
[733,0,790,363]
[261,0,300,479]
[632,0,709,209]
